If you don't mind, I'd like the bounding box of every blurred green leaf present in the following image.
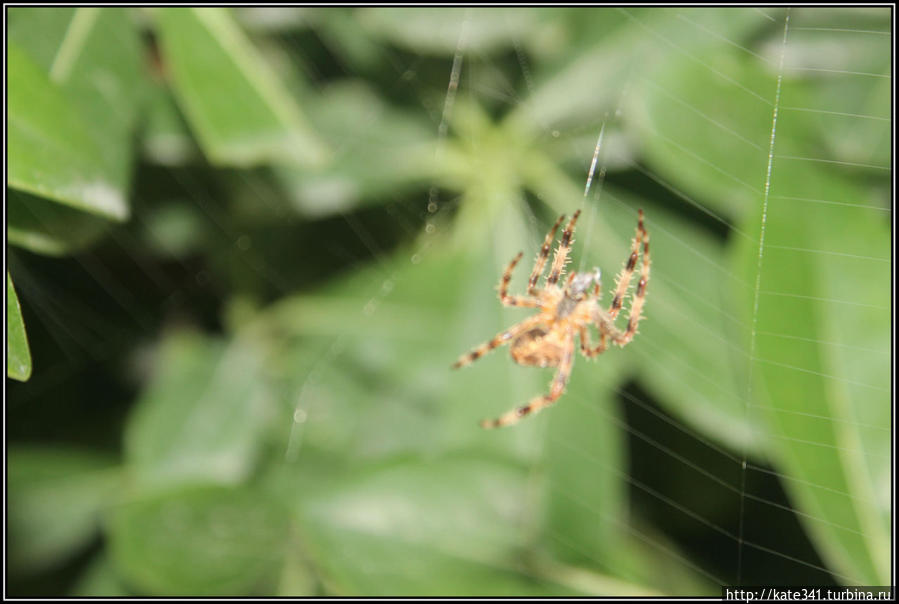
[9,8,144,220]
[7,7,78,69]
[124,330,271,492]
[734,165,890,584]
[8,447,119,574]
[274,81,437,217]
[276,545,318,596]
[631,46,779,221]
[798,58,891,171]
[286,455,585,596]
[71,554,131,597]
[7,189,114,256]
[141,83,199,166]
[538,353,715,596]
[7,7,893,596]
[262,213,715,594]
[233,7,310,32]
[519,8,772,134]
[306,9,387,73]
[779,10,890,76]
[109,485,289,595]
[267,246,535,460]
[524,156,763,452]
[358,8,541,55]
[156,7,328,167]
[137,197,208,259]
[542,355,627,567]
[629,10,889,225]
[513,14,640,133]
[606,190,764,451]
[538,355,714,597]
[7,272,32,381]
[7,41,127,220]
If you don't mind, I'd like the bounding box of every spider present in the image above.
[452,209,650,429]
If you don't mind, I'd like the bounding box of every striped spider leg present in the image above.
[452,208,650,428]
[480,331,575,428]
[599,209,651,346]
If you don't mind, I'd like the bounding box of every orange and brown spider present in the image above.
[452,209,651,429]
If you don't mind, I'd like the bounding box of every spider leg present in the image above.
[579,325,609,358]
[545,210,582,287]
[527,213,566,295]
[607,209,646,318]
[608,215,651,346]
[480,334,575,428]
[452,315,544,369]
[498,251,541,308]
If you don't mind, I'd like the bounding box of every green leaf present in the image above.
[7,272,32,381]
[8,447,119,574]
[8,8,144,222]
[266,211,575,462]
[7,8,79,70]
[358,7,541,54]
[274,81,437,218]
[124,330,271,492]
[606,190,765,452]
[542,355,629,566]
[7,41,127,220]
[734,165,890,584]
[155,7,328,167]
[141,82,199,166]
[524,157,763,452]
[109,485,290,595]
[286,456,587,596]
[629,10,889,223]
[71,553,131,597]
[136,197,208,259]
[261,216,711,594]
[233,7,311,32]
[630,45,780,222]
[785,7,892,184]
[7,188,113,256]
[784,25,891,171]
[518,8,771,134]
[276,545,318,596]
[305,8,387,72]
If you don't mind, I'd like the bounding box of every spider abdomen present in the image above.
[450,208,649,429]
[510,327,566,368]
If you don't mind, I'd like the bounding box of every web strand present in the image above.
[737,9,790,586]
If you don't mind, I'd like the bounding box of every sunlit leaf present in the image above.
[8,7,144,221]
[155,7,328,167]
[7,42,127,220]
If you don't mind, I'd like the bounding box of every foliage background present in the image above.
[6,7,891,596]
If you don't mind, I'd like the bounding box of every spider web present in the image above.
[6,6,891,596]
[270,7,890,591]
